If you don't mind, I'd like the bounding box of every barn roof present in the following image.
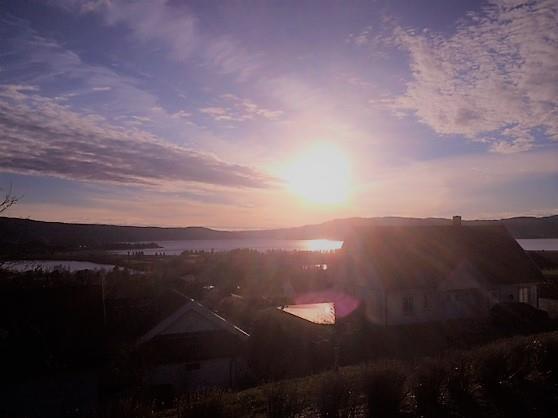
[342,225,542,291]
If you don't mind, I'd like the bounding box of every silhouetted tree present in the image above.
[0,184,18,214]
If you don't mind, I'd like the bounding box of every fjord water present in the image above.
[114,238,344,255]
[123,238,556,255]
[4,239,555,273]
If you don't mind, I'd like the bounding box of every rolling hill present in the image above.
[0,215,557,247]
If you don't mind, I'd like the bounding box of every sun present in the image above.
[282,143,351,205]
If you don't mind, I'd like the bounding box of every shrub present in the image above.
[446,356,474,406]
[362,362,407,418]
[177,389,226,418]
[264,381,306,418]
[412,359,447,417]
[103,398,155,418]
[474,344,510,394]
[505,339,532,383]
[316,372,358,417]
[535,335,558,382]
[472,338,536,396]
[490,303,549,333]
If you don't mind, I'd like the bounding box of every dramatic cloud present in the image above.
[391,0,558,152]
[0,85,274,188]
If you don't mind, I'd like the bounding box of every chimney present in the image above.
[453,215,462,226]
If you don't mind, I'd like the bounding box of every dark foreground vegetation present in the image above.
[117,331,558,418]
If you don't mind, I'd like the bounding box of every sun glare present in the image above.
[283,144,351,205]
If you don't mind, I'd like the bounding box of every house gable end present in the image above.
[138,298,249,346]
[161,310,220,335]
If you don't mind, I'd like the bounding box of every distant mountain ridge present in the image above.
[1,215,557,247]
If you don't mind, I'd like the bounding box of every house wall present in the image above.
[486,284,538,308]
[383,291,444,325]
[144,357,247,393]
[379,283,539,326]
[364,290,387,325]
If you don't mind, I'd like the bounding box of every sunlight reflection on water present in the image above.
[113,239,344,255]
[304,239,344,252]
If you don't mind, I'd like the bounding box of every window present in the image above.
[402,296,414,315]
[519,287,530,304]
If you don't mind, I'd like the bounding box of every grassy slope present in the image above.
[164,330,558,418]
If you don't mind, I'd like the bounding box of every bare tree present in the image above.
[0,184,19,215]
[0,184,19,268]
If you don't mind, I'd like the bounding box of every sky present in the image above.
[0,0,557,229]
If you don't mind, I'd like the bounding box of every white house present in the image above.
[136,291,249,397]
[342,221,543,326]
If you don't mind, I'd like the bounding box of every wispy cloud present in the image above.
[52,0,265,81]
[0,85,275,188]
[388,0,558,153]
[200,93,283,123]
[91,86,112,92]
[204,36,265,82]
[1,15,213,144]
[347,26,375,47]
[53,0,197,61]
[1,15,161,113]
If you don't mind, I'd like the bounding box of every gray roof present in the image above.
[342,225,543,290]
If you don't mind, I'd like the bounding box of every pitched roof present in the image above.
[342,225,542,291]
[254,306,334,338]
[279,303,336,325]
[137,290,249,345]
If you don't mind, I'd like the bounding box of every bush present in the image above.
[363,362,407,418]
[536,334,558,382]
[316,372,358,417]
[103,398,155,418]
[490,303,549,333]
[412,359,447,417]
[446,356,475,407]
[505,339,532,383]
[177,389,226,418]
[474,338,534,394]
[264,382,306,418]
[475,344,513,394]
